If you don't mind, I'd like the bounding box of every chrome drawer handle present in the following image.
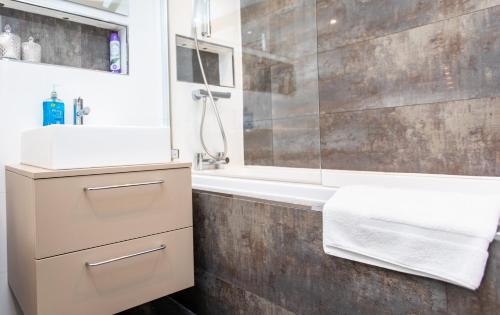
[86,244,166,267]
[84,180,164,191]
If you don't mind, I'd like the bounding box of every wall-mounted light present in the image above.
[330,19,337,25]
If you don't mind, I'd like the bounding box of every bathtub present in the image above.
[192,166,500,240]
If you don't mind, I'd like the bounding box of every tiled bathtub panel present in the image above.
[445,241,500,315]
[272,116,321,169]
[188,269,294,315]
[316,0,500,52]
[318,6,500,114]
[243,119,274,166]
[191,192,459,315]
[189,192,500,315]
[319,97,500,176]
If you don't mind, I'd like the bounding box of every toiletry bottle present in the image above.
[43,86,65,126]
[109,32,121,74]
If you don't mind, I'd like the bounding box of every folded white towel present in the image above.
[323,185,500,290]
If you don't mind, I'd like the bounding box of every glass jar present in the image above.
[22,36,42,63]
[0,24,21,60]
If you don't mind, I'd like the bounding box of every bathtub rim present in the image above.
[192,173,336,211]
[192,166,500,229]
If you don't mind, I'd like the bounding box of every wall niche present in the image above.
[0,0,128,74]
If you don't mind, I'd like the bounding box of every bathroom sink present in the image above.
[21,125,171,169]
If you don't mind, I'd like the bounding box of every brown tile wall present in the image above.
[242,0,320,168]
[171,191,500,315]
[242,0,500,176]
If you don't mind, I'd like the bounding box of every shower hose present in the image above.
[193,25,229,161]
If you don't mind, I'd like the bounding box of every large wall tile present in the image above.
[316,0,500,52]
[240,0,270,24]
[243,90,272,122]
[271,54,319,119]
[240,13,270,53]
[243,119,274,166]
[242,53,271,94]
[242,0,314,19]
[273,116,320,168]
[241,0,320,168]
[241,0,500,174]
[242,53,272,122]
[318,6,500,114]
[320,97,500,175]
[268,0,317,61]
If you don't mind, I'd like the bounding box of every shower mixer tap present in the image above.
[194,152,230,171]
[193,88,231,169]
[192,89,231,101]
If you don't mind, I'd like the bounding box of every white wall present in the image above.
[169,0,244,166]
[0,1,167,313]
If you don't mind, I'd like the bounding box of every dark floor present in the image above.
[117,296,195,315]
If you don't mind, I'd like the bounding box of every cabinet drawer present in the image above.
[34,168,192,258]
[35,228,194,315]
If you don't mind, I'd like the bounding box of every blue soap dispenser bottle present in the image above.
[43,86,65,126]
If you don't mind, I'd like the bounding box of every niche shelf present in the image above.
[176,35,234,88]
[0,0,128,74]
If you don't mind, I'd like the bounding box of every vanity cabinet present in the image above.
[6,163,194,315]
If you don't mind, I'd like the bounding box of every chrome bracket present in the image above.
[171,148,180,160]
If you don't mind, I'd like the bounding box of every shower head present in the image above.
[192,0,211,38]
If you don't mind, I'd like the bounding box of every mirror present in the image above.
[65,0,129,16]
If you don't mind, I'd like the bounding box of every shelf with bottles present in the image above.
[0,0,128,75]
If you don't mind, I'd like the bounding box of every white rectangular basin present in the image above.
[21,125,171,170]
